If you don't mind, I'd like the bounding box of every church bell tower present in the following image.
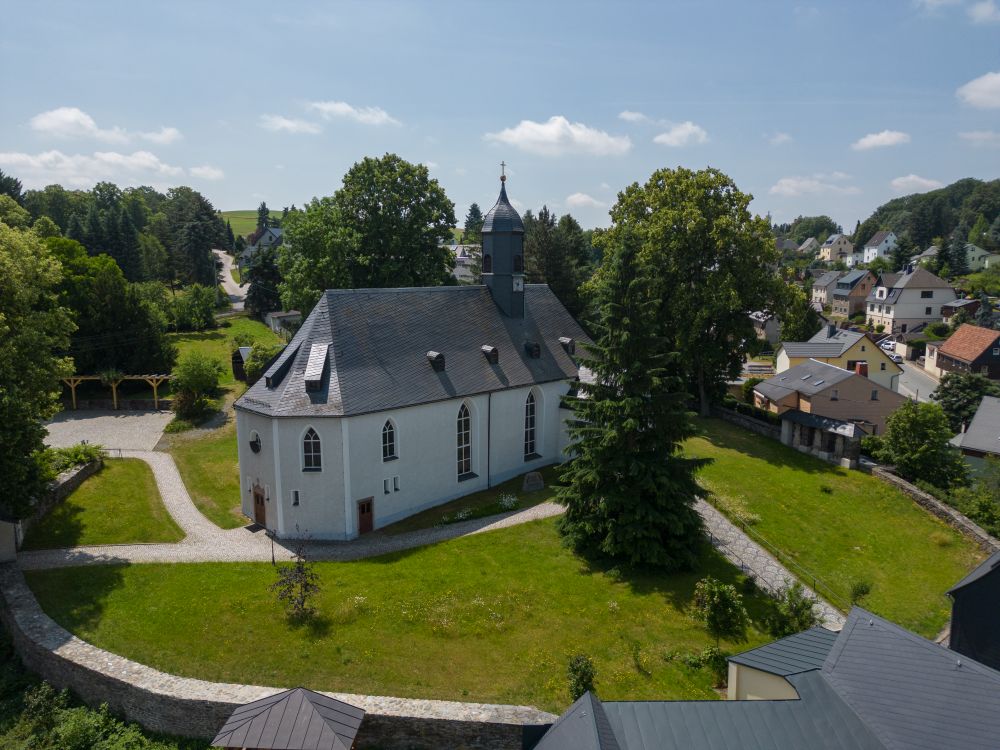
[480,165,525,318]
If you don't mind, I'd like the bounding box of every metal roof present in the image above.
[755,360,856,402]
[948,550,1000,594]
[822,234,845,246]
[482,181,525,233]
[533,692,621,750]
[813,270,843,288]
[779,409,867,438]
[952,395,1000,457]
[235,285,587,418]
[729,627,839,676]
[211,687,364,750]
[835,270,868,288]
[781,342,851,358]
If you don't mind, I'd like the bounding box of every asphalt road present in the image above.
[214,249,246,311]
[898,361,938,402]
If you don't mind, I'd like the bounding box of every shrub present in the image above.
[169,284,217,331]
[860,435,883,456]
[741,378,764,404]
[765,581,821,637]
[567,654,597,700]
[700,645,729,686]
[849,580,872,604]
[874,324,885,333]
[171,351,222,421]
[693,576,750,645]
[271,544,321,622]
[498,493,519,511]
[41,443,105,477]
[244,343,283,385]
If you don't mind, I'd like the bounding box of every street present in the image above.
[214,249,246,312]
[898,361,938,402]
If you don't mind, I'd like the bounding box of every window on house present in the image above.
[871,390,879,401]
[482,254,493,273]
[993,348,999,356]
[513,254,523,273]
[524,391,537,459]
[831,389,839,401]
[880,362,886,371]
[291,490,300,507]
[383,479,390,494]
[393,476,400,492]
[925,307,932,315]
[861,345,866,351]
[921,290,933,299]
[457,403,472,478]
[303,428,321,471]
[382,420,396,461]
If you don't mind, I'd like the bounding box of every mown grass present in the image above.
[21,459,183,549]
[26,519,775,713]
[219,210,258,238]
[168,314,281,387]
[684,418,984,637]
[168,420,246,529]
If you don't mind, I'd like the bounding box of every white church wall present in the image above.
[273,417,346,540]
[235,410,278,525]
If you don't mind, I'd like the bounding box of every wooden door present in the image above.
[253,487,266,526]
[358,498,374,535]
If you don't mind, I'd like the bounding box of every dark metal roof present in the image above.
[533,693,621,750]
[781,341,851,358]
[754,360,856,402]
[779,409,866,438]
[481,181,525,233]
[952,395,1000,457]
[728,627,839,676]
[949,550,1000,594]
[211,687,364,750]
[835,270,868,289]
[863,230,893,249]
[235,285,587,418]
[813,270,843,288]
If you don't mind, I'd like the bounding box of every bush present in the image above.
[693,576,750,645]
[765,581,821,637]
[40,443,104,478]
[171,351,222,421]
[860,435,883,456]
[567,654,597,701]
[169,284,217,331]
[244,343,283,385]
[924,322,950,338]
[849,580,872,605]
[700,645,729,687]
[741,378,764,404]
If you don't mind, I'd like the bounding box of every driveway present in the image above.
[215,249,246,312]
[45,410,173,451]
[898,362,938,402]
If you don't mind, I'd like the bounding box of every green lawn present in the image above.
[21,459,183,549]
[219,210,258,238]
[168,421,246,529]
[168,314,281,386]
[26,519,773,712]
[684,418,984,637]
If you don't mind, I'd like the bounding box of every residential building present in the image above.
[965,243,991,272]
[776,238,798,253]
[950,395,1000,469]
[750,310,781,346]
[864,267,957,334]
[941,297,981,325]
[927,323,1000,380]
[911,245,939,268]
[755,358,905,439]
[810,270,842,307]
[830,270,875,318]
[798,237,819,254]
[532,606,1000,750]
[451,243,480,283]
[861,230,897,264]
[776,324,901,391]
[234,177,586,540]
[239,226,284,272]
[948,547,1000,672]
[817,233,853,263]
[844,250,864,268]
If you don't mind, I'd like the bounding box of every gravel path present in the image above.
[17,450,845,627]
[45,411,173,451]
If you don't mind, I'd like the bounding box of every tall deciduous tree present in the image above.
[595,166,784,415]
[874,400,967,488]
[780,286,822,341]
[278,197,354,312]
[0,224,75,518]
[557,233,705,569]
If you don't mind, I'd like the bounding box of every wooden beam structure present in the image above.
[60,374,172,410]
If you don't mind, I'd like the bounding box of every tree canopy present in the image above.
[931,372,1000,431]
[874,400,967,489]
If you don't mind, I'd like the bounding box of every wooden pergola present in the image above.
[62,374,171,410]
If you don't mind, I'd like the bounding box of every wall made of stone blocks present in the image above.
[16,460,102,549]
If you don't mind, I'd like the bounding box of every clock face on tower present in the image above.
[513,277,524,292]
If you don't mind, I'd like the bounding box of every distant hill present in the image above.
[219,210,259,238]
[853,178,1000,249]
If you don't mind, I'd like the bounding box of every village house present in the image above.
[810,270,843,307]
[238,226,284,275]
[861,230,897,264]
[817,233,853,263]
[925,323,1000,380]
[750,310,781,346]
[865,267,957,334]
[941,298,981,325]
[451,243,480,283]
[951,395,1000,472]
[798,236,819,255]
[233,177,586,540]
[965,243,992,272]
[830,269,875,318]
[910,244,939,267]
[776,324,901,391]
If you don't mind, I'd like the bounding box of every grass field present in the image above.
[684,418,983,637]
[169,314,282,387]
[219,210,258,238]
[21,459,183,549]
[168,421,246,529]
[26,519,775,712]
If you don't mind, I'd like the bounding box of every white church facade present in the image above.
[234,177,587,540]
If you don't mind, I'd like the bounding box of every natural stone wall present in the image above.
[871,467,1000,553]
[16,460,102,548]
[711,406,782,441]
[0,565,554,748]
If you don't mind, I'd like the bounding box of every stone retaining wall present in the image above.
[871,467,1000,553]
[16,460,102,549]
[712,406,782,441]
[0,565,554,748]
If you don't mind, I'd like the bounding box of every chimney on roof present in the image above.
[827,324,837,339]
[559,336,576,355]
[855,361,869,377]
[426,351,445,371]
[481,345,499,364]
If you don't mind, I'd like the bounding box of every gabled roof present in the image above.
[799,236,818,250]
[813,270,843,288]
[951,395,1000,457]
[949,549,1000,594]
[866,268,953,304]
[834,270,868,290]
[755,359,856,402]
[235,285,587,418]
[533,692,621,750]
[938,324,1000,364]
[779,409,867,437]
[482,181,524,233]
[781,341,852,358]
[729,627,839,676]
[211,687,365,750]
[863,230,893,249]
[822,233,845,246]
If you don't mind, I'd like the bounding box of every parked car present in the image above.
[890,353,903,363]
[880,340,895,352]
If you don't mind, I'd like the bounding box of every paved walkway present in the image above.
[17,450,845,627]
[45,410,173,451]
[214,249,246,312]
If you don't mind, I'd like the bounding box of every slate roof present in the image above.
[866,268,953,304]
[779,326,864,358]
[822,234,845,246]
[863,230,893,248]
[533,692,621,750]
[754,359,855,402]
[728,627,839,676]
[235,285,587,418]
[949,549,1000,593]
[481,181,525,233]
[938,324,1000,364]
[813,270,843,289]
[211,687,364,750]
[834,270,868,292]
[951,395,1000,457]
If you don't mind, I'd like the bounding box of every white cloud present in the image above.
[890,174,944,192]
[618,110,649,123]
[307,100,400,126]
[0,149,186,189]
[423,161,439,169]
[565,192,605,209]
[484,115,631,156]
[969,0,1000,21]
[653,121,709,147]
[29,106,128,143]
[259,114,322,134]
[768,132,793,146]
[141,126,183,144]
[769,174,861,197]
[851,130,911,150]
[957,71,1000,109]
[189,165,225,180]
[960,130,1000,147]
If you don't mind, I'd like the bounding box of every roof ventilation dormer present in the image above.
[559,336,576,355]
[427,351,445,371]
[481,345,499,364]
[304,343,328,393]
[524,341,541,359]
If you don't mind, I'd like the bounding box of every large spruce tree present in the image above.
[557,233,706,570]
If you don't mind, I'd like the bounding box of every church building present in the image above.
[234,175,587,540]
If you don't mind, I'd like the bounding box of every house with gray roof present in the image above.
[234,176,586,540]
[865,267,956,334]
[861,230,897,264]
[530,607,1000,750]
[830,269,875,318]
[810,270,843,307]
[951,395,1000,470]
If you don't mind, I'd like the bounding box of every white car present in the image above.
[890,353,903,363]
[880,341,895,352]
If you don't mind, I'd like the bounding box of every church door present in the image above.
[358,498,374,535]
[253,486,267,527]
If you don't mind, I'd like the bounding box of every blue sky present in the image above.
[2,0,998,230]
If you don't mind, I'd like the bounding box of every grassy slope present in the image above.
[169,315,281,387]
[168,421,245,529]
[219,210,257,238]
[684,418,983,637]
[22,460,183,549]
[26,519,774,712]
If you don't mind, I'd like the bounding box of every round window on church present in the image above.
[249,432,262,453]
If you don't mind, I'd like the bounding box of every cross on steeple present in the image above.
[500,160,506,182]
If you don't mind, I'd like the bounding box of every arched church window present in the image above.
[524,391,537,458]
[303,428,321,471]
[483,254,493,273]
[457,404,472,477]
[382,420,397,461]
[513,254,523,273]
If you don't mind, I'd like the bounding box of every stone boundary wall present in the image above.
[871,467,1000,553]
[0,565,554,748]
[711,406,782,441]
[16,460,103,548]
